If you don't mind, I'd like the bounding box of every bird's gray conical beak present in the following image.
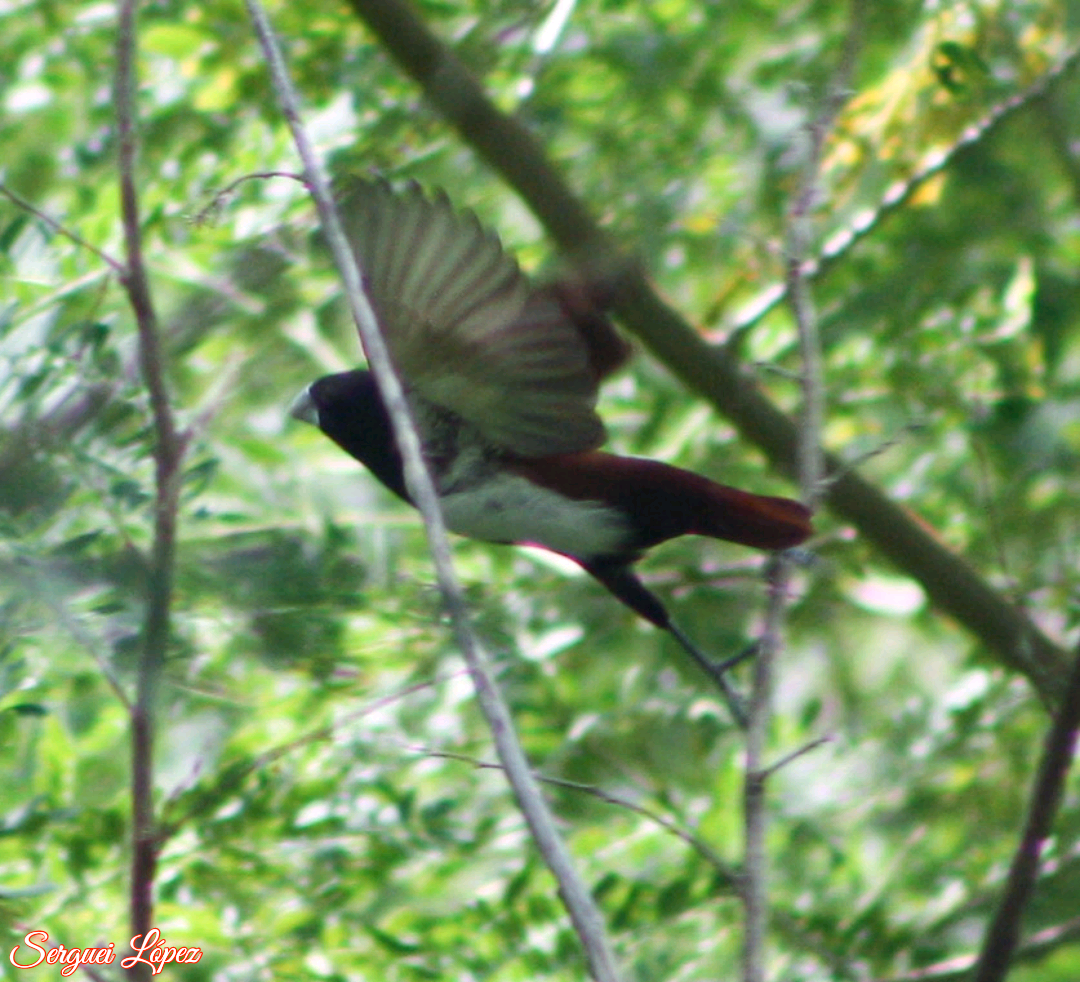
[288,386,320,426]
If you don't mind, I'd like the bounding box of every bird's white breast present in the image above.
[439,472,631,558]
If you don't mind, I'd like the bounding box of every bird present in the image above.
[291,179,812,708]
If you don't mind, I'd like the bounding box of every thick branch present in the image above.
[346,0,1070,706]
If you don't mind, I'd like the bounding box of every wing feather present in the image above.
[336,178,618,456]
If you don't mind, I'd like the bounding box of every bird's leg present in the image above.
[666,621,748,729]
[713,641,759,676]
[580,557,750,727]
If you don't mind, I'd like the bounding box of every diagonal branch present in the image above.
[732,45,1080,334]
[244,4,623,980]
[969,639,1080,982]
[877,915,1080,982]
[0,182,126,275]
[345,0,1070,707]
[419,746,741,888]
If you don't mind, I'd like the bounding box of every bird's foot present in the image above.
[666,622,751,729]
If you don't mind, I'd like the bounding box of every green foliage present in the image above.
[2,0,1080,979]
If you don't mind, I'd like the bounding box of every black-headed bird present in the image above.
[292,180,811,697]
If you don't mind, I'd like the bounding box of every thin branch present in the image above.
[158,672,463,838]
[420,734,1080,982]
[0,182,126,275]
[419,747,742,890]
[759,734,833,781]
[115,1,185,974]
[192,170,305,226]
[969,639,1080,982]
[18,559,131,710]
[741,558,785,982]
[731,45,1080,335]
[1038,86,1080,206]
[822,421,928,489]
[243,5,623,980]
[877,915,1080,982]
[741,6,863,978]
[344,0,1071,706]
[788,0,865,505]
[117,27,180,469]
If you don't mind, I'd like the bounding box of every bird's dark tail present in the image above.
[517,451,812,553]
[687,481,812,551]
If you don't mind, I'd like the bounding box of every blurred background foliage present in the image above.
[2,0,1080,979]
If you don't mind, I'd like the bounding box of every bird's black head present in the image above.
[291,370,410,502]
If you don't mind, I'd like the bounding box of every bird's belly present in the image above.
[439,473,632,558]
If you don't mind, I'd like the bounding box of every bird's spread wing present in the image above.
[336,178,623,457]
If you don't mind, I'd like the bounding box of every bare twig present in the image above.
[0,182,126,276]
[759,735,833,781]
[821,421,928,490]
[243,5,622,979]
[115,1,187,973]
[741,554,795,982]
[158,671,462,837]
[192,170,305,225]
[18,559,131,711]
[969,640,1080,982]
[419,747,742,889]
[115,0,186,976]
[742,7,864,979]
[1038,87,1080,206]
[731,45,1080,335]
